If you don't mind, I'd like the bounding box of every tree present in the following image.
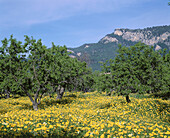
[101,42,170,102]
[0,35,55,110]
[75,68,94,93]
[94,72,113,95]
[46,45,92,99]
[0,35,91,110]
[0,35,28,98]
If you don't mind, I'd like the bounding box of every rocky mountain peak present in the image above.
[69,25,170,71]
[98,25,170,51]
[114,29,123,36]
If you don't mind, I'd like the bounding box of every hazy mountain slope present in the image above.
[68,25,170,71]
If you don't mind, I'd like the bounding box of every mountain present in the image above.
[68,25,170,71]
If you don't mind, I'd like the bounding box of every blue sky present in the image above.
[0,0,169,48]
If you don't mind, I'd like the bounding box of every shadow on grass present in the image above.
[0,94,28,99]
[153,99,170,123]
[0,129,83,138]
[130,94,152,99]
[16,98,74,110]
[0,97,74,114]
[64,93,77,98]
[99,102,112,109]
[154,99,170,113]
[64,92,87,99]
[153,92,170,100]
[0,109,8,114]
[120,101,127,105]
[130,92,170,100]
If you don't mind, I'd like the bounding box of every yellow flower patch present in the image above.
[0,92,169,137]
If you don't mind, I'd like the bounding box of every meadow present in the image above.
[0,92,170,138]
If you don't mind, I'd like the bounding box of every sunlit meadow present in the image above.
[0,92,170,138]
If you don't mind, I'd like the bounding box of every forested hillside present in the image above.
[69,25,170,71]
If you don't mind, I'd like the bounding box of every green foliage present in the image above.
[100,42,170,100]
[0,35,28,98]
[0,35,91,110]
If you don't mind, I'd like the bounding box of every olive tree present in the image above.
[0,35,28,99]
[101,42,170,102]
[0,35,91,110]
[47,46,93,99]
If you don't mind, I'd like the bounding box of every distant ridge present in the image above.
[68,25,170,71]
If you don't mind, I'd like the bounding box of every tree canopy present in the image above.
[0,35,92,110]
[99,42,170,102]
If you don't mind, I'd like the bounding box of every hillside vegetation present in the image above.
[0,92,170,138]
[69,25,170,71]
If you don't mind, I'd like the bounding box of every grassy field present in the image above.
[0,92,170,138]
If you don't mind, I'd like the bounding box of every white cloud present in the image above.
[0,0,151,27]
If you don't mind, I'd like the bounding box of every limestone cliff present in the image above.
[99,25,170,50]
[69,25,170,71]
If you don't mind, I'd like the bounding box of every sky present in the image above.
[0,0,169,48]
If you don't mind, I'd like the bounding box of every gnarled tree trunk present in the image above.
[26,89,42,111]
[33,102,38,111]
[56,85,65,100]
[5,89,10,99]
